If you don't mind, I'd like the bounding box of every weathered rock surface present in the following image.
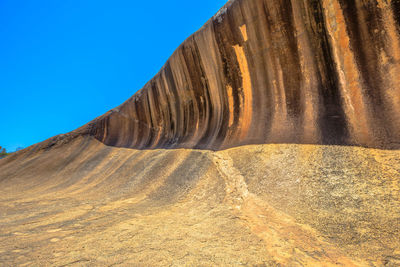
[1,138,400,265]
[74,0,400,150]
[1,0,400,265]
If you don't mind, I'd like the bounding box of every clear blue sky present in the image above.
[0,0,227,152]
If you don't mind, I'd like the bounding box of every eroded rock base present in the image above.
[1,137,399,266]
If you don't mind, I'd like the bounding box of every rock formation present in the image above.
[1,0,400,265]
[72,0,400,151]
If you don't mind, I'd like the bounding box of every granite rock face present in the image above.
[1,138,399,266]
[76,0,400,150]
[1,0,400,265]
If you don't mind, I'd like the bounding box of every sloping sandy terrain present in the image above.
[1,137,399,265]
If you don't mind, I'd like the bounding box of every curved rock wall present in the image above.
[84,0,400,150]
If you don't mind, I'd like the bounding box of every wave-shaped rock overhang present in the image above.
[82,0,400,150]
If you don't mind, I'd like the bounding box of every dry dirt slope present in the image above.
[0,137,399,266]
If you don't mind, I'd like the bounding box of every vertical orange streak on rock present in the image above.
[239,24,248,42]
[226,85,235,127]
[322,0,372,145]
[233,44,253,140]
